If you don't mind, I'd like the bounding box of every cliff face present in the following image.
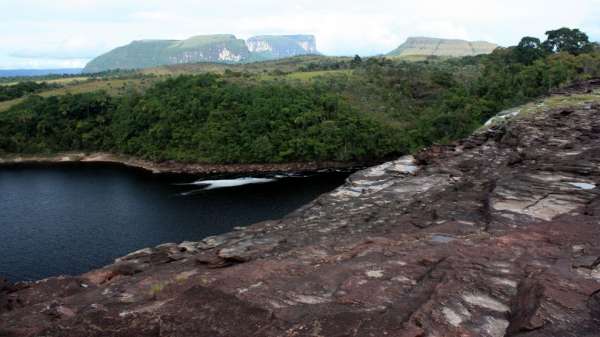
[83,35,249,73]
[388,37,498,58]
[246,35,318,60]
[1,80,600,337]
[83,34,319,73]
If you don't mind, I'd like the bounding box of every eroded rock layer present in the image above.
[1,81,600,336]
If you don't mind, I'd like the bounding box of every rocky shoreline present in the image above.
[0,153,365,176]
[1,80,600,336]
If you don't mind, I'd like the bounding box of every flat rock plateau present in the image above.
[1,80,600,336]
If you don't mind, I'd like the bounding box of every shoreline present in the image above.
[0,152,371,176]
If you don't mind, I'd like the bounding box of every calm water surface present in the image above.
[0,164,349,282]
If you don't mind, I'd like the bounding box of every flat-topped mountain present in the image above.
[388,37,498,58]
[83,34,319,73]
[246,35,318,60]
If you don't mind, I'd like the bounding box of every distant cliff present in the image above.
[83,34,319,73]
[387,37,498,58]
[246,35,318,60]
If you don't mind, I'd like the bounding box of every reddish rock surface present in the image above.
[1,81,600,336]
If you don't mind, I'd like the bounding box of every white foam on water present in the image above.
[274,173,308,179]
[191,177,276,190]
[179,189,206,196]
[484,109,521,126]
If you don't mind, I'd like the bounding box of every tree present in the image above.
[543,28,593,55]
[351,55,363,68]
[515,37,546,64]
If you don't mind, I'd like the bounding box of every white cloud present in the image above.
[129,11,185,22]
[9,36,102,59]
[0,0,598,68]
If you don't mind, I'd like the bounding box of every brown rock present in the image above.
[508,278,545,333]
[2,79,600,337]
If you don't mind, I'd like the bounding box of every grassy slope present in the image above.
[515,88,600,120]
[0,53,456,116]
[253,69,352,82]
[0,77,89,87]
[386,55,454,62]
[0,56,351,112]
[142,55,352,75]
[0,78,155,112]
[170,35,239,48]
[0,98,23,112]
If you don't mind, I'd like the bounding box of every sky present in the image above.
[1,0,599,69]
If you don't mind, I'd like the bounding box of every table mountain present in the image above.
[246,35,318,60]
[388,37,498,58]
[83,34,319,73]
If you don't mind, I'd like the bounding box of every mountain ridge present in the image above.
[387,36,499,58]
[246,35,318,60]
[83,34,319,73]
[84,35,500,73]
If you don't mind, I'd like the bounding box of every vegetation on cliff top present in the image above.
[0,28,599,164]
[387,37,498,58]
[83,34,320,73]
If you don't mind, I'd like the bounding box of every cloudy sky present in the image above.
[1,0,599,69]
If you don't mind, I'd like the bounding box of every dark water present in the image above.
[0,164,349,282]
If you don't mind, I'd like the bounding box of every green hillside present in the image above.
[170,34,238,49]
[140,55,351,76]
